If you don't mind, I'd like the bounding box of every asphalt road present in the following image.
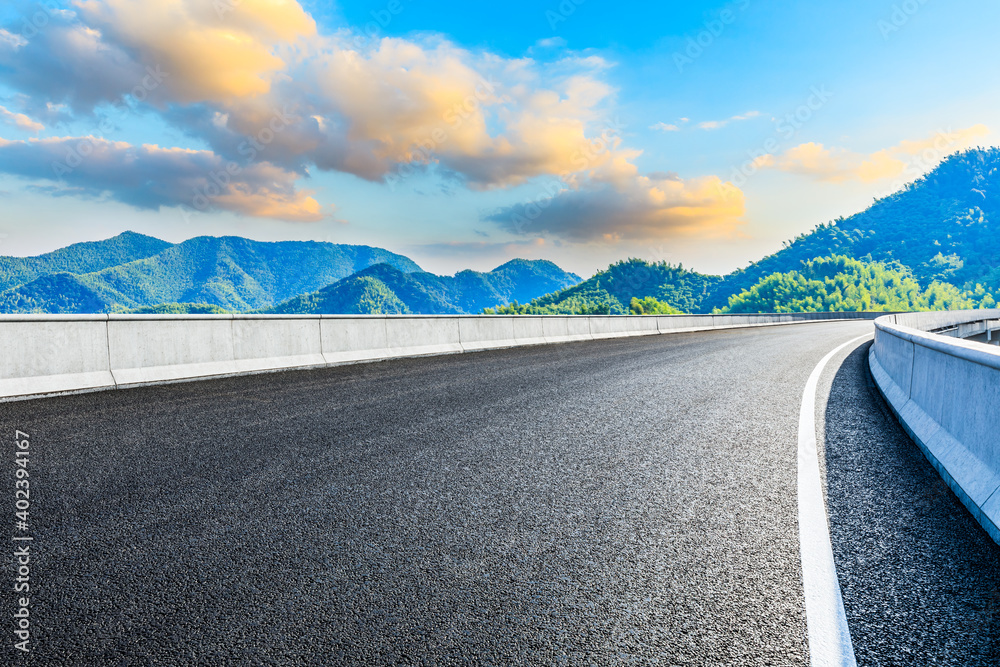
[2,321,997,665]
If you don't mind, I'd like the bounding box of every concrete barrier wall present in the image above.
[321,316,390,364]
[109,315,239,387]
[384,316,463,357]
[512,317,547,346]
[0,315,114,397]
[233,315,325,374]
[870,311,1000,544]
[541,317,592,344]
[459,316,517,352]
[0,311,881,402]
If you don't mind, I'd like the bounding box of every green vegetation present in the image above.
[0,231,171,294]
[122,303,231,314]
[72,235,423,312]
[630,296,682,315]
[0,273,111,314]
[483,258,715,314]
[720,255,993,313]
[268,274,411,314]
[0,234,423,313]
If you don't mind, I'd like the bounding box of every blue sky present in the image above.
[0,0,997,277]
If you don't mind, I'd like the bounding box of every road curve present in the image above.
[2,321,997,665]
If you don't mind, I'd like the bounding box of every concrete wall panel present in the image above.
[108,315,238,386]
[232,315,324,373]
[321,316,389,364]
[459,317,517,352]
[384,317,463,357]
[0,316,114,398]
[512,317,547,346]
[870,311,1000,545]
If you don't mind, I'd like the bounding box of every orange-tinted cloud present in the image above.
[0,0,737,236]
[0,106,43,132]
[487,165,745,243]
[757,125,991,182]
[75,0,315,104]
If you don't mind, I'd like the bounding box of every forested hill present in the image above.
[0,231,172,293]
[0,235,423,313]
[484,259,721,314]
[723,255,986,313]
[267,260,582,314]
[72,235,423,312]
[703,147,1000,311]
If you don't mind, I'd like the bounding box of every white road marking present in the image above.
[798,333,871,667]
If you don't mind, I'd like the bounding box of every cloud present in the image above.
[0,28,27,50]
[0,136,322,221]
[2,1,624,191]
[0,0,736,236]
[0,106,43,132]
[697,110,761,130]
[757,125,991,182]
[535,37,567,48]
[0,17,147,114]
[650,122,680,132]
[486,160,745,243]
[76,0,316,104]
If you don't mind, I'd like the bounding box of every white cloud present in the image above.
[535,37,567,48]
[697,110,761,130]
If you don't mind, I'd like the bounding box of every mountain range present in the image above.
[0,233,580,315]
[267,261,582,314]
[2,147,998,315]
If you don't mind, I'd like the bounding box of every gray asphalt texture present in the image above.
[821,342,1000,666]
[1,321,996,665]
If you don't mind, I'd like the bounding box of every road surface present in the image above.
[2,321,997,665]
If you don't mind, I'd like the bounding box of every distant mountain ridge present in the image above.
[0,232,581,315]
[0,233,423,313]
[72,235,423,312]
[267,260,582,314]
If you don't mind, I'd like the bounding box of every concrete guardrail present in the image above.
[0,312,879,402]
[870,309,1000,545]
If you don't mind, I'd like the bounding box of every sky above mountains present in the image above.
[0,0,997,277]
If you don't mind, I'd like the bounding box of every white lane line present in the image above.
[798,333,871,667]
